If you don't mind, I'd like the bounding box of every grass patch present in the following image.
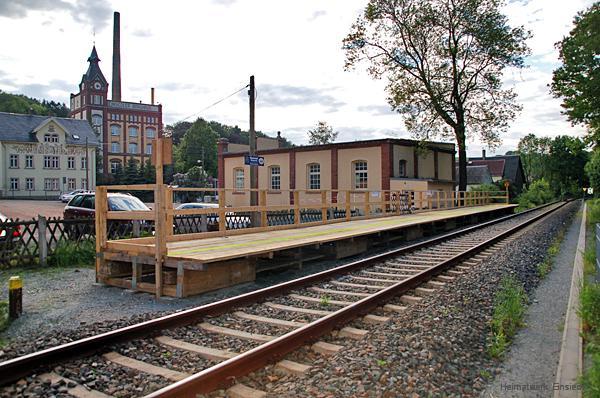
[537,230,565,278]
[487,276,528,359]
[48,239,95,268]
[319,295,331,307]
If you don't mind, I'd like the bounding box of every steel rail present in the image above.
[144,200,568,397]
[0,202,563,386]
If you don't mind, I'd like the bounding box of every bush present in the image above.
[516,179,554,211]
[0,301,8,333]
[49,240,95,268]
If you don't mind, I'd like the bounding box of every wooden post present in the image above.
[364,191,370,218]
[506,186,509,204]
[8,276,22,319]
[165,186,174,237]
[95,186,108,283]
[37,215,47,267]
[218,189,226,233]
[293,191,300,225]
[436,191,440,209]
[321,190,327,224]
[418,191,423,211]
[260,190,267,227]
[395,192,401,215]
[427,191,432,210]
[345,191,351,221]
[153,138,166,299]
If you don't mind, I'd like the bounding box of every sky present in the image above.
[0,0,593,156]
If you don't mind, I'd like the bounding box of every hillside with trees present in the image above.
[0,90,69,117]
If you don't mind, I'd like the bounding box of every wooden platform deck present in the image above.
[99,203,516,297]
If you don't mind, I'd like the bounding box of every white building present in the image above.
[0,112,98,199]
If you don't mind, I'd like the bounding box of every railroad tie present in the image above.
[103,352,189,382]
[227,383,267,398]
[436,275,455,282]
[338,326,369,340]
[363,314,391,325]
[400,295,423,305]
[415,287,435,296]
[427,280,446,288]
[198,322,274,343]
[155,336,237,361]
[275,359,312,376]
[383,304,407,313]
[264,302,332,316]
[288,294,353,306]
[37,373,111,398]
[309,287,370,298]
[311,341,344,356]
[234,311,306,328]
[331,281,386,290]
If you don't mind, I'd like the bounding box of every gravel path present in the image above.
[480,204,582,397]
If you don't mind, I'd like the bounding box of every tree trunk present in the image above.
[455,126,467,192]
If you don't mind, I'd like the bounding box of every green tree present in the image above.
[585,149,600,194]
[547,135,589,197]
[343,0,530,191]
[517,134,552,188]
[0,90,69,116]
[551,3,600,144]
[308,121,338,145]
[175,118,218,176]
[123,157,141,185]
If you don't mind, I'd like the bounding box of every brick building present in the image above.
[69,12,163,175]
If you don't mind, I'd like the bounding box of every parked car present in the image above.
[64,192,151,219]
[64,192,152,239]
[175,202,251,231]
[59,189,93,203]
[0,212,20,245]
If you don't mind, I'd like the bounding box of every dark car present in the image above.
[0,212,20,246]
[64,192,151,219]
[64,193,151,239]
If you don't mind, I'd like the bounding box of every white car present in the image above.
[60,190,93,203]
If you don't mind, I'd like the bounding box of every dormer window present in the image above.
[44,133,59,143]
[72,134,80,140]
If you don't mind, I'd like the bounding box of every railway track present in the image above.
[0,201,568,398]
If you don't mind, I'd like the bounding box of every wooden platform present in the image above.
[99,204,516,297]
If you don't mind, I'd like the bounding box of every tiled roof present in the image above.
[468,159,505,177]
[0,112,99,145]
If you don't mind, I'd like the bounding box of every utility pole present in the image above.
[249,75,258,226]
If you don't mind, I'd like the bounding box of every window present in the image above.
[67,156,75,170]
[128,143,138,154]
[25,155,34,169]
[129,126,138,137]
[398,160,407,177]
[111,142,120,153]
[146,128,156,139]
[81,179,88,190]
[353,160,368,189]
[92,114,102,127]
[81,195,95,209]
[308,163,320,190]
[67,178,76,190]
[43,155,60,169]
[92,95,103,105]
[270,166,281,190]
[44,133,59,143]
[25,178,34,191]
[146,143,152,154]
[234,168,244,190]
[111,125,121,136]
[81,157,87,170]
[9,154,18,168]
[9,178,19,191]
[44,178,59,191]
[110,160,121,174]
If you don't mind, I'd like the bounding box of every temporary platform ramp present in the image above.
[98,203,516,297]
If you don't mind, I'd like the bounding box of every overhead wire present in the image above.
[179,84,250,123]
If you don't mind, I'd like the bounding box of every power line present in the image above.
[180,84,249,123]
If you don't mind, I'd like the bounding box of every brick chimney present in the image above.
[111,11,121,102]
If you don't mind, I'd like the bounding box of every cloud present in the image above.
[131,28,152,38]
[211,0,236,5]
[257,84,346,112]
[308,10,327,21]
[357,104,396,116]
[0,0,112,31]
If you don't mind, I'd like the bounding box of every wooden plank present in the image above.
[331,281,385,290]
[312,341,343,356]
[349,275,397,284]
[103,352,188,381]
[233,311,306,328]
[275,360,311,376]
[106,211,154,220]
[227,383,267,398]
[155,336,237,361]
[198,322,274,343]
[38,373,111,398]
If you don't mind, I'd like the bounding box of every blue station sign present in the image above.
[244,155,265,166]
